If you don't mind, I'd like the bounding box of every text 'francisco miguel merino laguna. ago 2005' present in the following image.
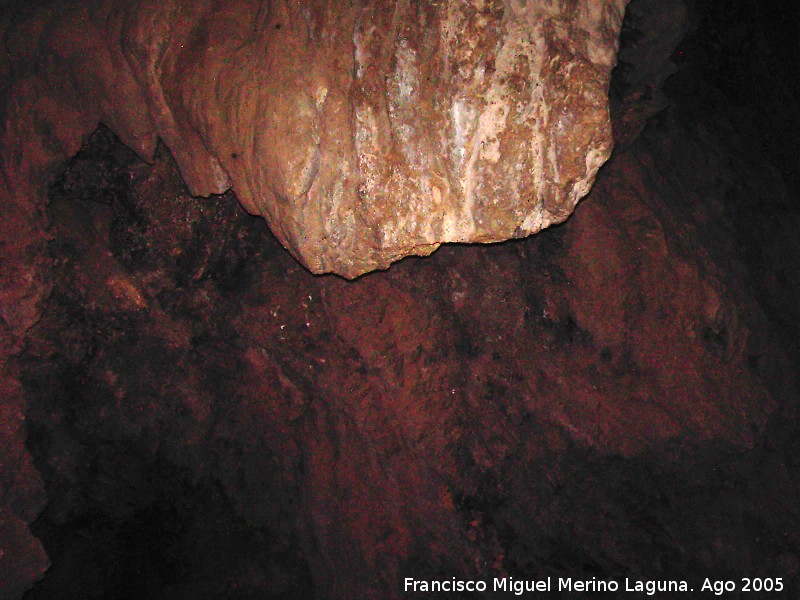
[402,576,752,596]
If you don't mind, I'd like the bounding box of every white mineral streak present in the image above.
[440,2,480,242]
[450,100,474,168]
[394,40,418,107]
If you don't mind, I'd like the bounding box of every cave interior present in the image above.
[1,0,799,598]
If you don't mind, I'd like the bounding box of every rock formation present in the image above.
[1,0,628,283]
[0,4,628,592]
[2,0,800,598]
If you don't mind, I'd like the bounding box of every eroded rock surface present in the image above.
[1,0,629,282]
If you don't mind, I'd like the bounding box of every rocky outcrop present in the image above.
[1,0,628,284]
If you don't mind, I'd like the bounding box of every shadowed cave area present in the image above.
[4,0,800,598]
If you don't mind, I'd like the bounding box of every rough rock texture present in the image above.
[0,0,628,284]
[2,0,800,598]
[0,2,629,595]
[0,355,48,600]
[16,114,799,598]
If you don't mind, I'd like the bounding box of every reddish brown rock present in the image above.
[8,106,798,598]
[0,6,629,592]
[2,1,800,599]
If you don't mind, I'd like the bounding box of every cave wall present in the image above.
[0,2,627,595]
[1,0,800,598]
[16,111,799,598]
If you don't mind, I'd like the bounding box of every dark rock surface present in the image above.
[1,0,799,598]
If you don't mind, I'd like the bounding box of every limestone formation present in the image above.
[1,0,629,281]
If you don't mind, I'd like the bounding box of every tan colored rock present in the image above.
[1,0,629,280]
[199,0,631,276]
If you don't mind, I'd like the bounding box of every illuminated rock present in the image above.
[0,0,629,279]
